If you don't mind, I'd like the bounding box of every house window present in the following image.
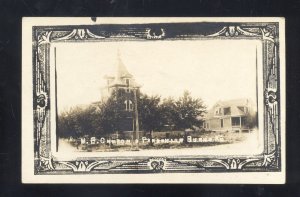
[124,100,133,111]
[241,117,246,126]
[221,119,223,128]
[231,117,240,126]
[238,106,248,113]
[224,107,231,115]
[215,108,221,115]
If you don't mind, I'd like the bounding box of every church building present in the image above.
[100,52,140,132]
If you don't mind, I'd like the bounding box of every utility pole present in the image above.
[133,88,139,149]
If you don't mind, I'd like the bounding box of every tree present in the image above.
[57,111,71,138]
[160,97,178,130]
[57,89,130,138]
[89,102,105,137]
[58,107,84,138]
[243,111,258,129]
[57,89,208,144]
[174,91,207,142]
[98,89,128,135]
[57,105,98,138]
[138,94,163,145]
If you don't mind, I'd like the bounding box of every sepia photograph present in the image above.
[55,40,262,157]
[22,17,285,183]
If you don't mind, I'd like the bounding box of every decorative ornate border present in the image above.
[32,22,281,174]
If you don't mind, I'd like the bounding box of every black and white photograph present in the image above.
[22,17,285,183]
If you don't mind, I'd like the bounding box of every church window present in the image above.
[124,100,133,111]
[128,100,133,111]
[124,100,128,111]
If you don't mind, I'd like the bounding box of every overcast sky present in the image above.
[54,40,260,114]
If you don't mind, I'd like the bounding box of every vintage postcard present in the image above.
[22,17,285,183]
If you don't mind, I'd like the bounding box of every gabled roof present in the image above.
[204,98,254,119]
[229,106,246,116]
[216,98,250,107]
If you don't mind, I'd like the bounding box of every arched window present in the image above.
[124,100,128,111]
[124,100,133,111]
[128,100,133,111]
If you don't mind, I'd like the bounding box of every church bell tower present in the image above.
[100,51,140,132]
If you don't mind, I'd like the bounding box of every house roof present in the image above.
[204,98,254,119]
[216,98,250,107]
[229,106,246,116]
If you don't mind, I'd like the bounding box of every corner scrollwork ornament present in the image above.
[262,151,276,167]
[38,31,52,45]
[39,154,55,171]
[208,25,278,44]
[208,26,259,37]
[260,27,276,43]
[37,28,106,44]
[54,29,105,41]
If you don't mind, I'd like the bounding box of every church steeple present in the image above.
[101,49,140,101]
[100,49,140,132]
[111,50,133,86]
[117,50,132,78]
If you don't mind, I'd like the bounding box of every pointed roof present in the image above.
[110,50,133,86]
[116,50,133,78]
